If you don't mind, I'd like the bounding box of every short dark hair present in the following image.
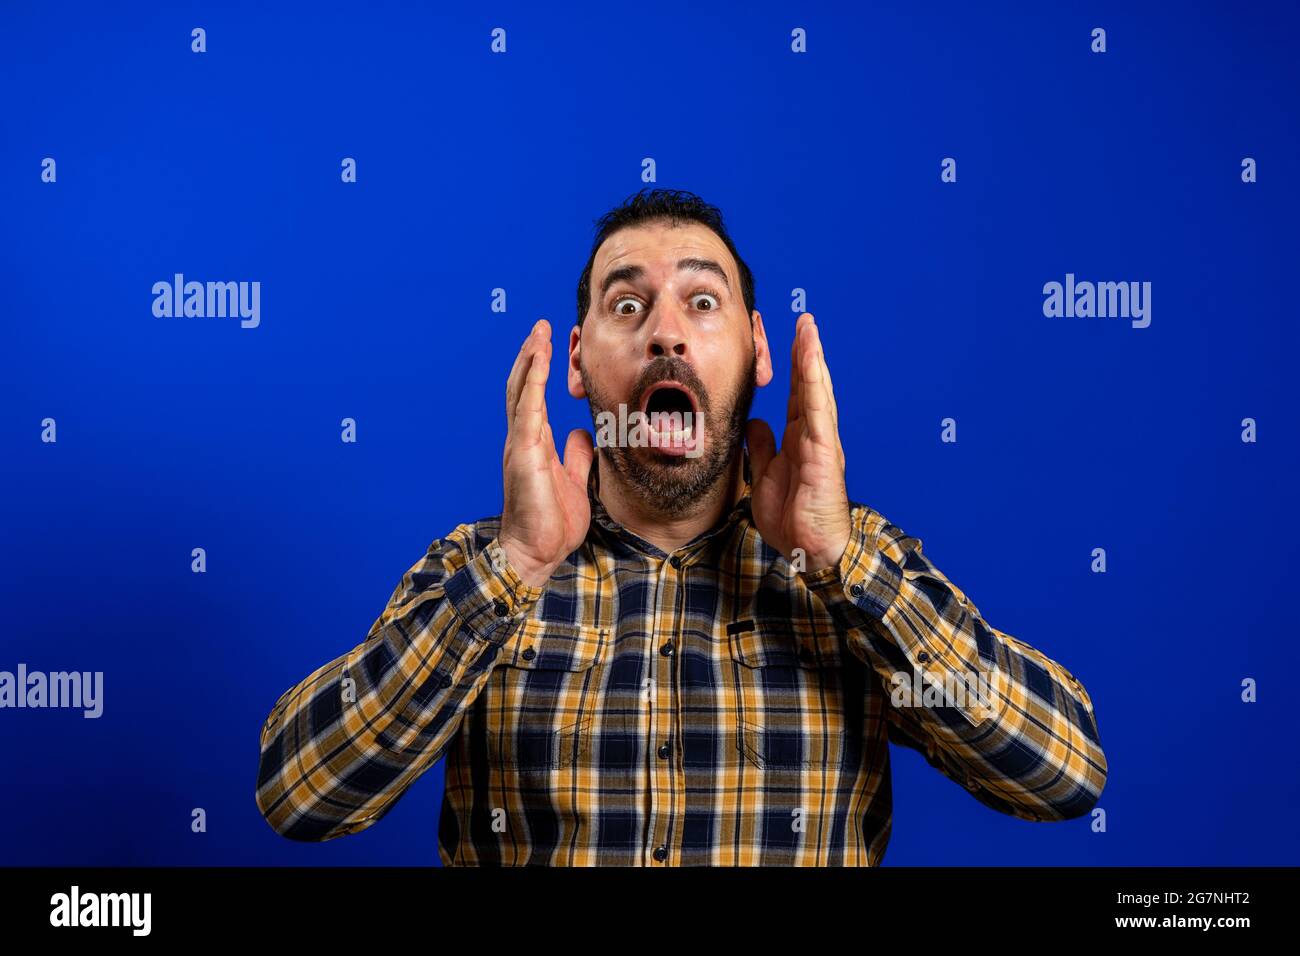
[576,187,756,328]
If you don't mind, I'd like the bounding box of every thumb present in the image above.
[746,418,777,487]
[562,428,595,487]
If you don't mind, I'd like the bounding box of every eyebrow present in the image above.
[599,257,731,299]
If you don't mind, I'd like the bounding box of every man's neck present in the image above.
[595,449,747,555]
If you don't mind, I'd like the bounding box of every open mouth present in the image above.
[638,381,701,456]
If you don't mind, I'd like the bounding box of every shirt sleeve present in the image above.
[802,504,1108,823]
[254,524,543,841]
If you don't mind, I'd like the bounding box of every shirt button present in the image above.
[660,641,675,656]
[658,742,671,759]
[493,600,510,617]
[653,845,668,862]
[669,555,682,569]
[917,651,931,663]
[849,583,864,597]
[521,646,536,661]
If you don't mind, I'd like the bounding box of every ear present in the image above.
[568,324,586,398]
[751,310,774,387]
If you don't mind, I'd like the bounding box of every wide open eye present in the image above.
[691,292,720,311]
[612,296,644,316]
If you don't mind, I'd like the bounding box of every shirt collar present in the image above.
[587,447,753,557]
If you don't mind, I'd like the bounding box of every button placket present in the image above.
[648,553,682,867]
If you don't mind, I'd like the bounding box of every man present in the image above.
[255,188,1107,865]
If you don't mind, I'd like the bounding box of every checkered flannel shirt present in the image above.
[256,454,1107,865]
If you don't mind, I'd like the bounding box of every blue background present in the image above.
[1,1,1296,865]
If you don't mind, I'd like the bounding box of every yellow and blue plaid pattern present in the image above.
[255,457,1107,865]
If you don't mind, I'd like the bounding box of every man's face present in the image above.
[569,219,773,514]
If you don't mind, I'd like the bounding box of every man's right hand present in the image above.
[497,319,595,589]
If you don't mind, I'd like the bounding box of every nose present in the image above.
[646,300,688,360]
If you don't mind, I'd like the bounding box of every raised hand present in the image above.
[497,319,595,588]
[746,313,852,574]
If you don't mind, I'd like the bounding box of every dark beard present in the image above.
[582,349,756,519]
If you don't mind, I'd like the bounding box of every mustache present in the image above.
[632,357,709,411]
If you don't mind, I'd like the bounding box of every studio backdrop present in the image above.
[1,1,1296,865]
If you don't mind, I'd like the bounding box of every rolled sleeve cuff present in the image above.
[443,537,545,645]
[801,505,903,628]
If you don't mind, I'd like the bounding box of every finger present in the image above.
[786,316,811,427]
[562,428,595,487]
[505,322,537,424]
[810,324,845,469]
[800,324,835,447]
[506,320,543,433]
[515,322,553,444]
[809,319,838,429]
[746,418,777,488]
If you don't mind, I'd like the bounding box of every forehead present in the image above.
[593,220,737,285]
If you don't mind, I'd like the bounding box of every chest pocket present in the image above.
[729,614,848,773]
[485,618,608,771]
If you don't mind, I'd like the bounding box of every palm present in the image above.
[500,320,595,581]
[748,314,850,572]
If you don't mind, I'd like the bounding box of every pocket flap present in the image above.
[729,616,842,669]
[507,619,607,671]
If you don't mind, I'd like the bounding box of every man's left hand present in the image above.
[746,312,852,574]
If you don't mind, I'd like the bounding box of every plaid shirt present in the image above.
[255,453,1107,865]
